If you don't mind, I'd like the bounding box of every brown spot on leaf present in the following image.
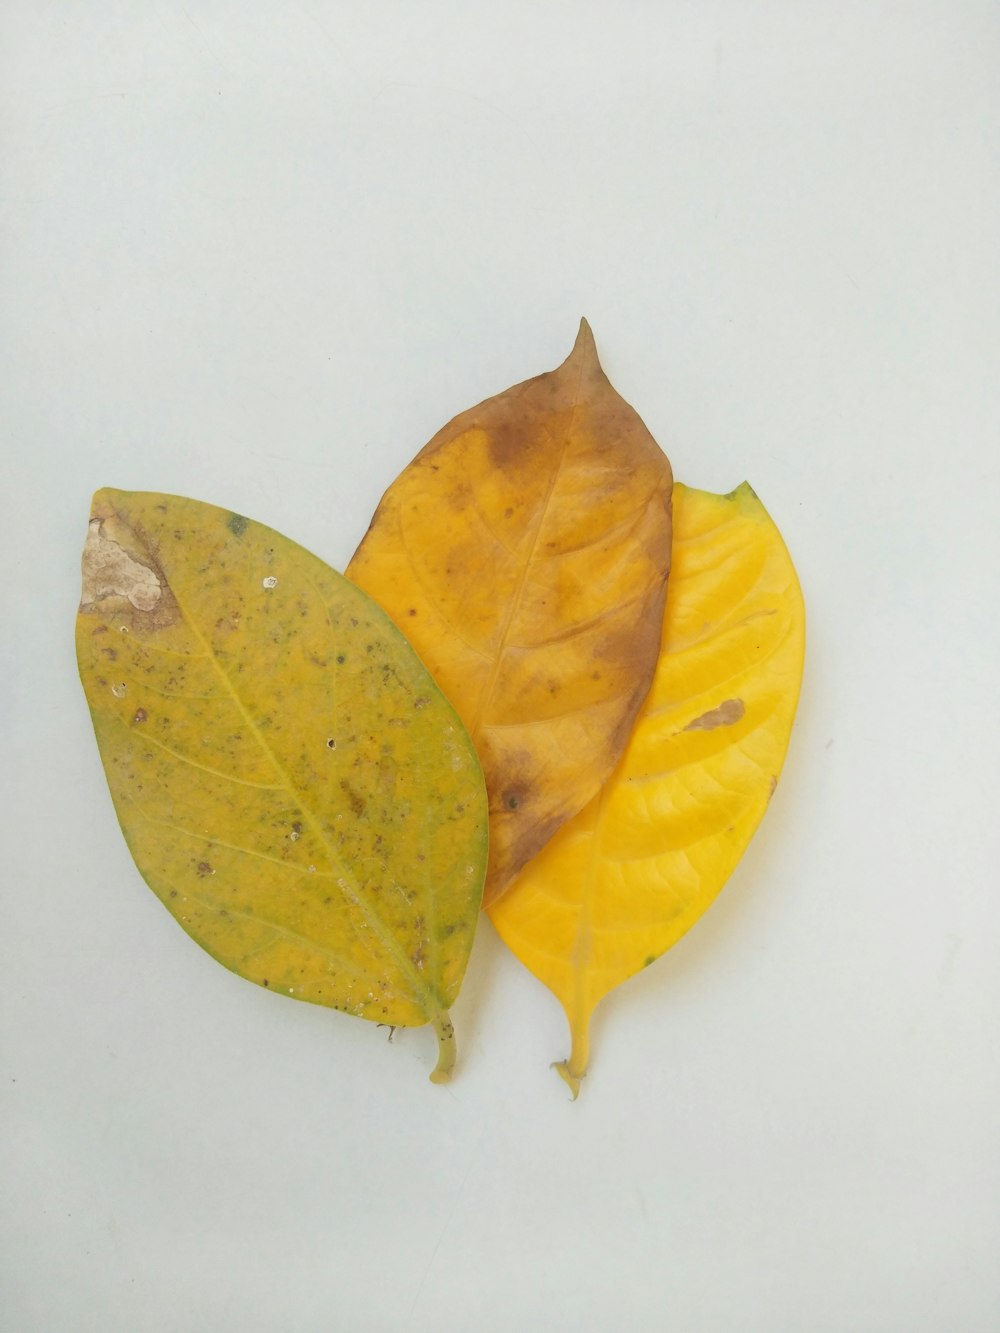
[487,414,533,473]
[132,708,147,725]
[339,779,366,816]
[684,698,746,732]
[196,861,214,877]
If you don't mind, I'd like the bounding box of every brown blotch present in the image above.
[79,510,181,632]
[487,809,563,906]
[196,861,214,877]
[486,411,534,472]
[132,708,148,726]
[81,518,161,613]
[339,779,366,817]
[684,698,746,732]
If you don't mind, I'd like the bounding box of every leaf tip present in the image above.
[89,486,123,521]
[562,317,601,374]
[725,480,760,506]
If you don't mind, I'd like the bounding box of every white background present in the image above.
[2,4,998,1330]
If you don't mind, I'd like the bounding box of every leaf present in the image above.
[488,482,805,1096]
[76,489,488,1082]
[347,320,673,905]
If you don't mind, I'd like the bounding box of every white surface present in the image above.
[2,4,998,1330]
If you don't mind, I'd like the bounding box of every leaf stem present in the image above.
[428,1010,457,1084]
[552,1024,589,1100]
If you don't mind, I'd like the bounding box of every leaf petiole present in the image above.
[428,1010,457,1084]
[553,1023,589,1100]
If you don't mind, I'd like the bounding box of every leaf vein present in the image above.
[122,720,288,791]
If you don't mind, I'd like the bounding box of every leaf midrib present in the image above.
[466,372,588,737]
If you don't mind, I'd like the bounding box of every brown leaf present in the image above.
[348,321,673,903]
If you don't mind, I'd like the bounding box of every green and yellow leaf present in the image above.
[348,321,673,905]
[77,489,487,1082]
[488,482,805,1095]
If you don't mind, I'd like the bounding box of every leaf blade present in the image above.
[488,482,806,1094]
[348,321,673,902]
[77,489,488,1080]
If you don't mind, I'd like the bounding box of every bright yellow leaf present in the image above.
[77,489,487,1082]
[348,321,673,904]
[489,482,805,1095]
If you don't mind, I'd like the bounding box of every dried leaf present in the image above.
[77,489,487,1082]
[488,482,805,1095]
[348,321,673,904]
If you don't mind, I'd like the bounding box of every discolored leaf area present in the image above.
[77,490,487,1082]
[489,483,805,1096]
[348,321,673,905]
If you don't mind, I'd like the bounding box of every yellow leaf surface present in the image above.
[348,321,673,905]
[77,489,487,1082]
[488,482,805,1095]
